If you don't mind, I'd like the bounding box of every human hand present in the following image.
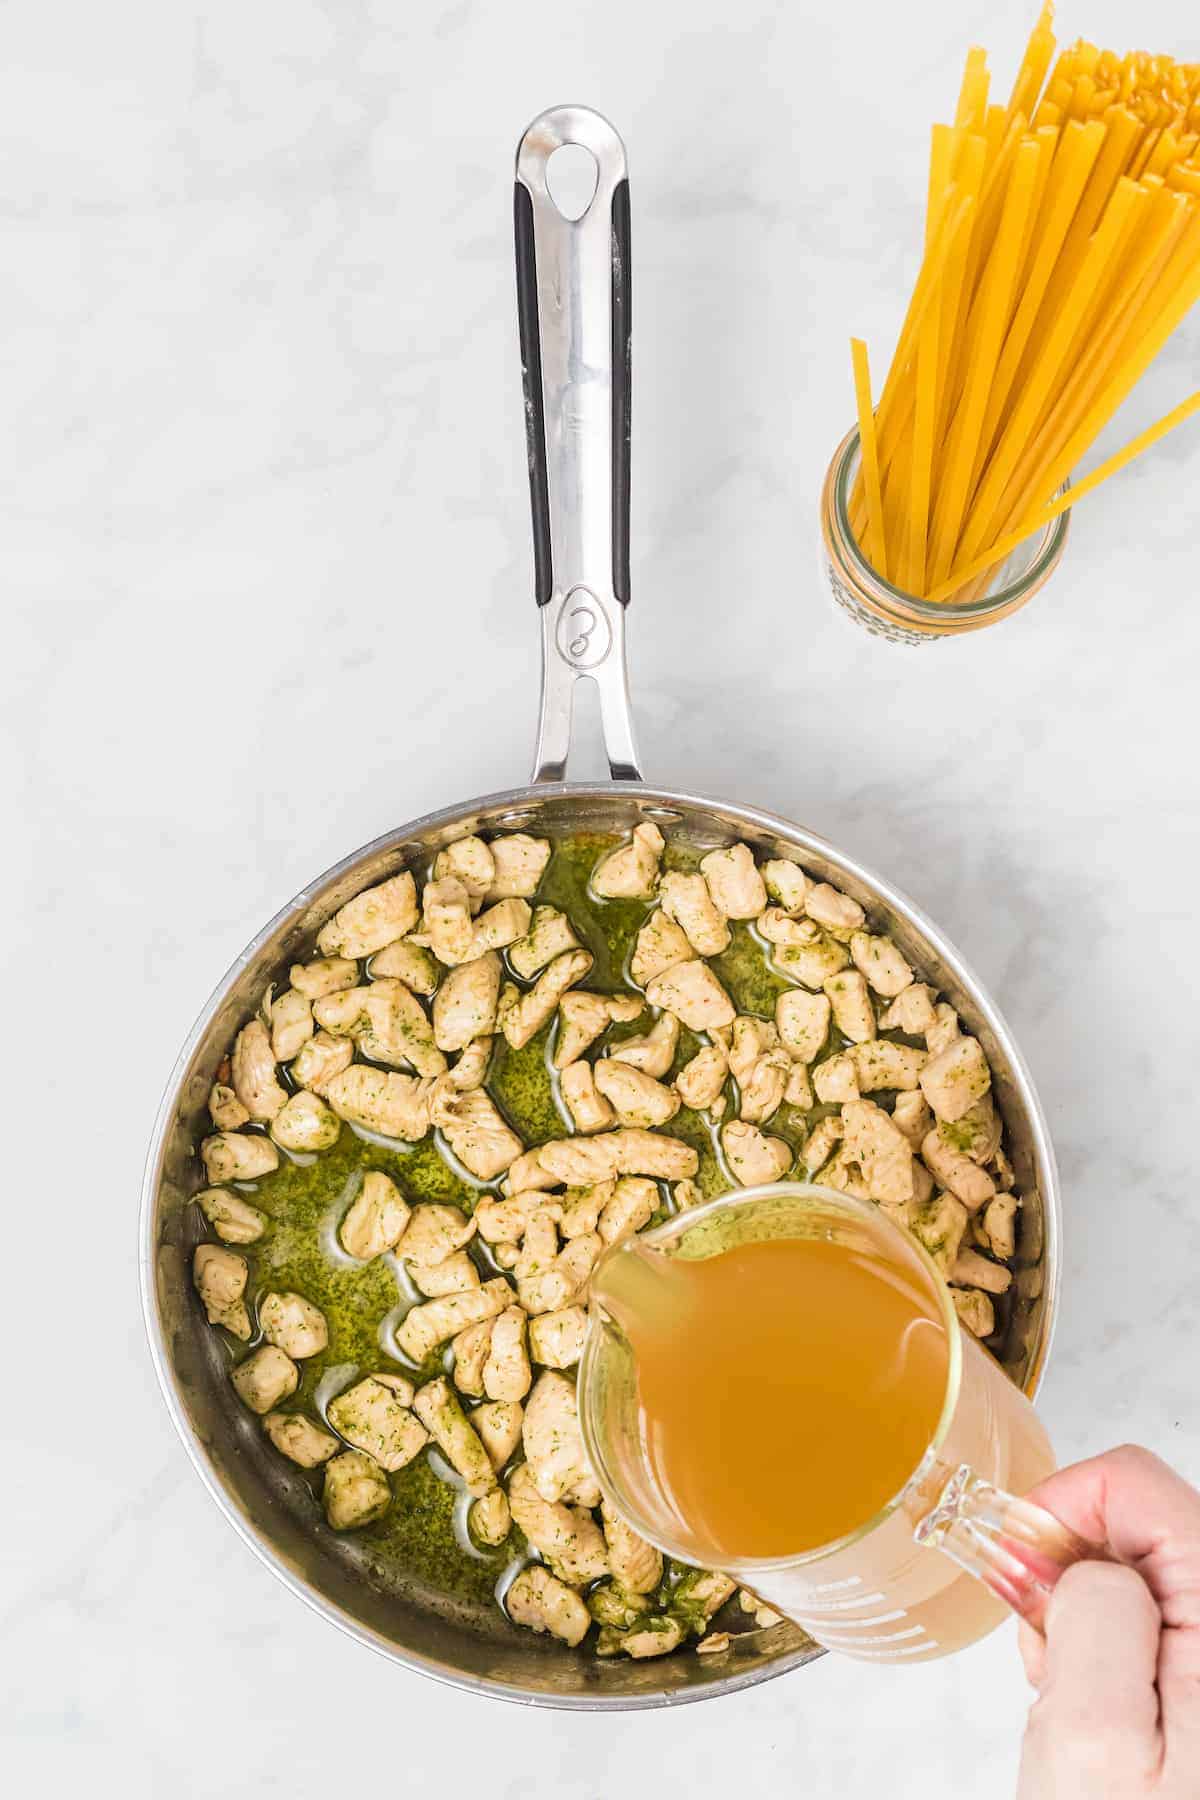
[1016,1445,1200,1798]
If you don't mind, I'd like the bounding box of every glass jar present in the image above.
[819,427,1071,645]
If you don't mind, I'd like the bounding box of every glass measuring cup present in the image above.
[579,1182,1090,1664]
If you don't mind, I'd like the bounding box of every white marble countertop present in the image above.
[6,0,1200,1792]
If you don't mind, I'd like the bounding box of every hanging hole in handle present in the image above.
[545,142,599,220]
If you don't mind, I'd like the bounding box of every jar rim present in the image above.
[830,427,1071,623]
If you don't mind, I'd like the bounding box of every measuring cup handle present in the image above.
[915,1464,1102,1634]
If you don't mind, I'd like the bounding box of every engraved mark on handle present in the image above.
[555,586,612,670]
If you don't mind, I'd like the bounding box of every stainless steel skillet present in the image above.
[140,106,1061,1709]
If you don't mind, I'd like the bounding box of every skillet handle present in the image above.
[515,105,642,783]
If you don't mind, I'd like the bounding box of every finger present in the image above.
[1017,1619,1045,1688]
[1026,1562,1163,1778]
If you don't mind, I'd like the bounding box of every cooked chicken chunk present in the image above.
[270,1089,341,1152]
[773,924,850,987]
[506,1566,590,1647]
[339,1170,410,1260]
[474,1189,561,1244]
[469,1488,511,1548]
[757,907,818,947]
[878,982,938,1035]
[487,833,551,900]
[231,1019,288,1122]
[318,872,418,959]
[432,952,501,1052]
[450,1319,494,1396]
[259,1291,328,1359]
[444,1036,492,1091]
[200,1131,280,1184]
[645,959,735,1032]
[262,1411,339,1467]
[606,1012,680,1079]
[193,1244,251,1339]
[231,1344,299,1413]
[672,1177,704,1210]
[699,843,766,919]
[936,1094,1001,1165]
[630,909,692,986]
[603,1617,687,1659]
[921,1036,992,1123]
[396,1278,512,1360]
[507,1466,609,1584]
[270,988,314,1062]
[430,1084,523,1181]
[413,1377,495,1496]
[675,1041,728,1110]
[503,1146,562,1193]
[926,1002,962,1054]
[473,1399,524,1470]
[824,970,876,1044]
[763,859,810,915]
[522,1371,592,1504]
[921,1131,997,1210]
[196,1187,266,1245]
[554,991,644,1069]
[325,1066,431,1142]
[501,948,594,1050]
[802,1114,843,1174]
[891,1090,934,1147]
[950,1247,1013,1295]
[812,1052,860,1104]
[410,1251,480,1296]
[536,1133,622,1186]
[849,931,914,999]
[952,1287,996,1338]
[327,1374,427,1471]
[805,882,866,937]
[483,1306,532,1402]
[359,978,446,1076]
[980,1192,1019,1259]
[659,871,730,956]
[528,1305,588,1369]
[289,957,358,1000]
[721,1120,792,1185]
[509,906,580,979]
[424,876,476,966]
[208,1082,250,1131]
[323,1449,391,1530]
[369,939,441,994]
[697,1632,731,1655]
[591,821,664,899]
[909,1190,969,1276]
[841,1100,915,1204]
[610,1128,698,1180]
[558,1182,613,1238]
[775,988,831,1064]
[602,1503,663,1593]
[469,896,533,958]
[598,1176,658,1245]
[289,1030,353,1097]
[395,1203,475,1266]
[561,1060,617,1134]
[593,1059,680,1128]
[850,1040,927,1093]
[432,835,495,909]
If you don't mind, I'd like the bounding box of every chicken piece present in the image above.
[231,1019,288,1122]
[289,957,358,1000]
[514,1210,560,1283]
[763,859,810,915]
[431,953,501,1053]
[369,939,441,995]
[322,1450,391,1530]
[318,873,419,959]
[610,1617,687,1659]
[270,1090,341,1152]
[196,1187,266,1246]
[588,1580,652,1629]
[518,1228,600,1317]
[395,1202,475,1266]
[231,1344,299,1413]
[507,1465,609,1584]
[891,1090,934,1147]
[410,1252,480,1297]
[850,1039,927,1093]
[325,1066,431,1142]
[591,821,664,899]
[910,1157,935,1206]
[607,1012,680,1079]
[469,1488,511,1548]
[981,1192,1019,1260]
[423,876,476,967]
[361,979,446,1076]
[469,896,533,958]
[878,983,938,1036]
[339,1170,411,1260]
[700,842,767,919]
[812,1052,860,1104]
[193,1244,251,1339]
[920,1036,991,1124]
[783,1061,814,1109]
[259,1291,328,1359]
[431,1084,523,1181]
[412,1377,496,1496]
[528,1305,588,1369]
[487,833,551,900]
[989,1145,1016,1193]
[775,988,831,1064]
[950,1247,1013,1295]
[820,1145,873,1200]
[672,1177,704,1210]
[474,1190,561,1244]
[921,1131,997,1211]
[952,1287,996,1338]
[537,1133,621,1186]
[450,1319,494,1397]
[325,1372,424,1469]
[738,1590,784,1629]
[262,1411,339,1468]
[208,1082,249,1131]
[841,1099,915,1204]
[804,882,866,938]
[508,906,580,979]
[630,909,693,987]
[801,1114,843,1175]
[722,1120,792,1185]
[675,1041,728,1110]
[739,1045,792,1125]
[774,923,850,988]
[554,991,644,1070]
[523,1371,592,1503]
[936,1094,1001,1166]
[310,985,373,1038]
[757,907,818,947]
[289,1030,353,1097]
[593,1059,680,1128]
[926,1002,962,1055]
[697,1632,731,1655]
[502,1147,560,1193]
[728,1016,778,1086]
[909,1191,969,1277]
[501,948,594,1050]
[200,1132,280,1184]
[659,871,730,956]
[645,959,736,1032]
[445,1037,492,1091]
[599,1176,658,1246]
[601,1503,663,1594]
[483,1305,532,1402]
[396,1278,512,1360]
[824,970,876,1045]
[561,1060,617,1134]
[558,1182,614,1239]
[506,1566,590,1647]
[270,989,314,1062]
[849,931,914,999]
[675,1569,738,1618]
[474,1399,523,1470]
[432,835,496,909]
[612,1129,698,1180]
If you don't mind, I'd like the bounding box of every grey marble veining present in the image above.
[5,0,1200,1793]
